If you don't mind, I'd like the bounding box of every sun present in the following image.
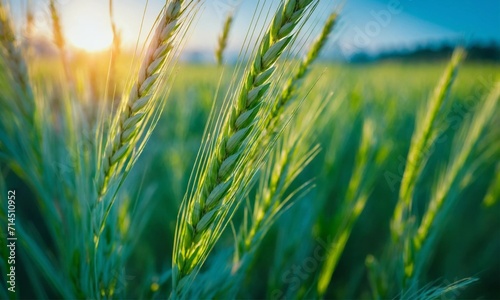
[62,0,114,52]
[66,21,113,52]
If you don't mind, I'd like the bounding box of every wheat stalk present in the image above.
[215,11,234,65]
[25,0,34,41]
[49,0,73,84]
[240,12,339,252]
[186,93,324,300]
[173,0,317,293]
[49,0,64,52]
[249,9,338,167]
[391,48,465,241]
[316,117,389,297]
[238,92,325,255]
[98,0,185,198]
[236,104,321,262]
[270,10,338,124]
[409,81,500,279]
[108,0,122,101]
[0,1,34,118]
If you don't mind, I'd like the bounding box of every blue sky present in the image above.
[337,0,500,53]
[7,0,500,56]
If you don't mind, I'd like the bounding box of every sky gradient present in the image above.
[7,0,500,57]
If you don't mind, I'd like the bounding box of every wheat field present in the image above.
[0,0,499,299]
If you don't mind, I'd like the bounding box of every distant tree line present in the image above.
[350,42,500,63]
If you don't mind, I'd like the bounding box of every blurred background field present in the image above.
[5,57,499,298]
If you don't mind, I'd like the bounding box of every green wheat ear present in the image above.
[270,10,338,124]
[391,48,465,242]
[215,11,234,65]
[236,93,324,271]
[409,81,500,281]
[173,0,318,295]
[98,0,186,198]
[94,0,198,250]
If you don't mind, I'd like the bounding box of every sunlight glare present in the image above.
[64,1,113,52]
[66,22,113,52]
